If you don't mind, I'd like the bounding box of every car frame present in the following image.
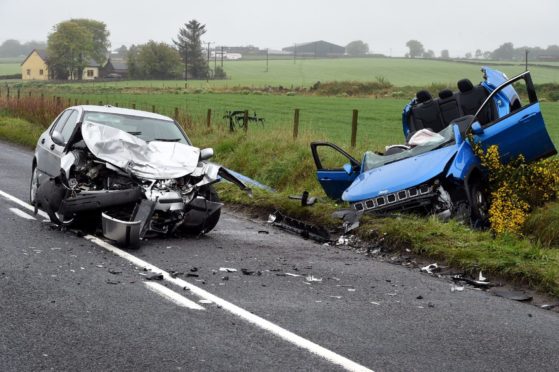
[311,67,557,224]
[31,105,249,247]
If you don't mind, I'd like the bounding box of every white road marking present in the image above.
[9,207,36,220]
[144,282,205,310]
[0,189,48,219]
[0,188,373,372]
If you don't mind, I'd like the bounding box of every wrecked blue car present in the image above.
[311,67,557,223]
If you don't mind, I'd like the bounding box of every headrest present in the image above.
[416,90,432,103]
[457,79,474,93]
[438,89,453,99]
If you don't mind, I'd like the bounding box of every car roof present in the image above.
[70,105,174,122]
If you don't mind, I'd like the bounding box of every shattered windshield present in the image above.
[83,112,190,145]
[362,125,455,172]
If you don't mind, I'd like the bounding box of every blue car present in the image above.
[311,68,557,223]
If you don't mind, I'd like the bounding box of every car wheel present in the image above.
[48,210,75,226]
[29,165,39,205]
[470,181,489,227]
[185,185,221,234]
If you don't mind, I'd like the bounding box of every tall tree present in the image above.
[491,42,514,60]
[406,40,424,58]
[46,19,110,79]
[129,41,182,79]
[173,20,209,79]
[440,49,450,59]
[345,40,369,56]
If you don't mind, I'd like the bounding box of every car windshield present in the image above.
[362,125,455,172]
[83,112,190,145]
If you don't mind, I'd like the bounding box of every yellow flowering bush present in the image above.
[472,142,559,234]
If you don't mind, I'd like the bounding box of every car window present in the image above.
[51,110,72,135]
[83,112,191,145]
[60,110,79,142]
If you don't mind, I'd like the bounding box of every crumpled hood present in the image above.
[81,121,200,179]
[342,145,458,202]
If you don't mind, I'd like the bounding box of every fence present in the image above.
[0,87,361,147]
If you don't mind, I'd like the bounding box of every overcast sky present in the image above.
[1,0,557,57]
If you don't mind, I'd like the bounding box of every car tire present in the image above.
[29,164,38,205]
[469,181,489,228]
[184,185,221,234]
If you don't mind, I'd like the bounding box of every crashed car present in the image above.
[31,105,250,247]
[312,67,557,224]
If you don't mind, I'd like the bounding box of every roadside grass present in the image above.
[0,115,44,148]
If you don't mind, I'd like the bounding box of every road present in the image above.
[1,139,559,372]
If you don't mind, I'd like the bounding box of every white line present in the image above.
[0,189,48,219]
[0,188,373,372]
[144,282,205,310]
[9,207,37,220]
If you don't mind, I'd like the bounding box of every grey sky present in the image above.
[1,0,557,57]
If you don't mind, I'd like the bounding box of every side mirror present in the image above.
[51,131,65,146]
[471,122,484,135]
[343,163,353,175]
[200,148,214,161]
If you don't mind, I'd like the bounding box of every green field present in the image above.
[0,62,20,75]
[6,57,559,88]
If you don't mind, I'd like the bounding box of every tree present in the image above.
[115,45,128,59]
[491,42,514,60]
[423,49,435,58]
[465,52,472,59]
[129,41,182,79]
[475,49,482,59]
[173,19,209,79]
[406,40,424,58]
[46,19,110,79]
[440,49,450,59]
[345,40,369,56]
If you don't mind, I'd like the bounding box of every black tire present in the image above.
[184,185,221,234]
[469,181,489,228]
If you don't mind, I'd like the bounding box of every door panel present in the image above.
[311,142,360,200]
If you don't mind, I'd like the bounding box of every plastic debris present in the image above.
[219,267,237,272]
[288,191,317,206]
[450,284,464,292]
[420,263,440,275]
[305,275,322,282]
[145,272,164,281]
[492,289,532,302]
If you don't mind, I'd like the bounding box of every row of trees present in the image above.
[45,18,220,80]
[0,40,46,58]
[405,40,559,61]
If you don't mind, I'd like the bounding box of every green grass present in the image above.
[0,115,44,147]
[5,57,559,89]
[0,62,20,75]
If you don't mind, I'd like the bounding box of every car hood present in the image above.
[342,145,458,202]
[81,121,200,179]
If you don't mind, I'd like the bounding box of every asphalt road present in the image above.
[1,139,559,372]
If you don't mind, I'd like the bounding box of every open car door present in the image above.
[471,71,556,163]
[311,142,360,200]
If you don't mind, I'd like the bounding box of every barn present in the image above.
[282,41,345,57]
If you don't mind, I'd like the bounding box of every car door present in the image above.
[311,142,360,200]
[36,110,74,178]
[472,71,556,163]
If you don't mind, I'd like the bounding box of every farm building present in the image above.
[101,58,129,78]
[282,41,345,57]
[21,49,49,80]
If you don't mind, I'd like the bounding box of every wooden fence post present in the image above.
[28,91,32,97]
[6,87,10,100]
[243,110,249,133]
[86,99,89,105]
[174,107,179,120]
[17,89,20,100]
[206,109,212,128]
[98,101,103,106]
[152,105,155,113]
[293,108,300,139]
[351,109,358,148]
[115,102,119,107]
[67,98,71,106]
[74,98,78,106]
[132,103,136,109]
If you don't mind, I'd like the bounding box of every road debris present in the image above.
[492,289,532,302]
[420,263,440,275]
[108,268,122,275]
[305,275,322,282]
[267,211,330,242]
[241,268,261,276]
[219,267,237,273]
[106,279,120,285]
[145,272,164,281]
[450,284,464,292]
[288,191,317,206]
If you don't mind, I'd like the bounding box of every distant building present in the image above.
[282,41,345,57]
[101,58,129,78]
[82,59,101,80]
[21,49,49,80]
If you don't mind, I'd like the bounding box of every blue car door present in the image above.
[472,72,556,163]
[311,142,360,200]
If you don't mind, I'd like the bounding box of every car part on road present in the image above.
[267,210,331,242]
[491,289,533,302]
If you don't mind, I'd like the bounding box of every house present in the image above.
[21,49,49,80]
[282,41,345,57]
[82,59,101,80]
[101,58,128,78]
